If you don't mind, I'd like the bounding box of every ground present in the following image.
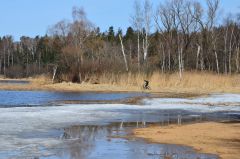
[133,122,240,159]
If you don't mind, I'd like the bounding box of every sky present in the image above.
[0,0,239,41]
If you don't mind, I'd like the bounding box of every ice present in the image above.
[0,93,240,158]
[144,93,240,105]
[142,93,240,112]
[0,97,238,136]
[1,94,240,135]
[0,105,125,135]
[0,105,129,157]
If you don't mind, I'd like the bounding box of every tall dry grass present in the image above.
[28,74,52,84]
[94,71,240,93]
[12,72,239,93]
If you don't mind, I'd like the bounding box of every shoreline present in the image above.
[1,78,239,94]
[133,122,240,159]
[0,78,206,94]
[1,73,240,94]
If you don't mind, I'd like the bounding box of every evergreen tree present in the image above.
[125,27,135,41]
[107,26,115,42]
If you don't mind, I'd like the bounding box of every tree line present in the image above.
[0,0,240,82]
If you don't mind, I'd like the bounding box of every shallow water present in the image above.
[0,90,146,107]
[0,80,29,85]
[0,91,239,159]
[41,124,218,159]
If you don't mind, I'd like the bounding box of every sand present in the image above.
[133,122,240,159]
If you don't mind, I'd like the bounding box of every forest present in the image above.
[0,0,240,83]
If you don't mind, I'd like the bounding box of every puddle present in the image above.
[2,123,219,159]
[54,124,219,159]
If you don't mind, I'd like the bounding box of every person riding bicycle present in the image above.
[143,80,150,90]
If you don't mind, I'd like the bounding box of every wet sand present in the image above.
[133,122,240,159]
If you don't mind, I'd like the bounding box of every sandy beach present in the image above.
[133,122,240,159]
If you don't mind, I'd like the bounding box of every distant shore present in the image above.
[133,122,240,159]
[0,79,227,95]
[1,72,240,94]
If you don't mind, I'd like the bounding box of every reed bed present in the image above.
[94,71,240,93]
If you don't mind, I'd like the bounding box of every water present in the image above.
[0,80,29,85]
[41,124,218,159]
[0,90,146,107]
[0,91,239,159]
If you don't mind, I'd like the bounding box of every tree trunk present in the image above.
[161,43,165,73]
[224,27,228,74]
[26,52,29,76]
[228,27,234,75]
[0,59,2,74]
[7,49,10,67]
[119,34,129,72]
[168,33,173,71]
[212,39,220,74]
[11,50,13,67]
[52,66,58,83]
[38,52,41,73]
[168,48,171,71]
[178,35,183,79]
[196,45,201,70]
[236,45,239,73]
[137,32,140,72]
[129,44,132,63]
[3,45,6,76]
[214,50,219,74]
[143,31,148,62]
[178,47,183,79]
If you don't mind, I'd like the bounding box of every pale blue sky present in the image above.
[0,0,239,41]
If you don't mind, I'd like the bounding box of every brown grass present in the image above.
[29,74,52,84]
[0,71,240,93]
[133,122,240,159]
[94,71,240,93]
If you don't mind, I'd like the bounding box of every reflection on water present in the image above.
[45,123,218,159]
[0,90,146,107]
[0,105,238,158]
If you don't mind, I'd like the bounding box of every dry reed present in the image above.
[1,72,239,93]
[94,71,240,93]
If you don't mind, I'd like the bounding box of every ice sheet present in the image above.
[0,93,239,158]
[144,93,240,105]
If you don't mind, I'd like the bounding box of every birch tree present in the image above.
[119,34,129,72]
[131,0,143,71]
[71,7,92,83]
[192,0,220,72]
[155,1,175,71]
[143,0,152,63]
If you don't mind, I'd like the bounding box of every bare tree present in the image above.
[70,6,93,82]
[143,0,152,63]
[131,0,143,72]
[192,0,220,72]
[1,36,14,75]
[236,43,240,73]
[229,24,235,74]
[49,20,71,67]
[155,1,175,71]
[119,34,129,72]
